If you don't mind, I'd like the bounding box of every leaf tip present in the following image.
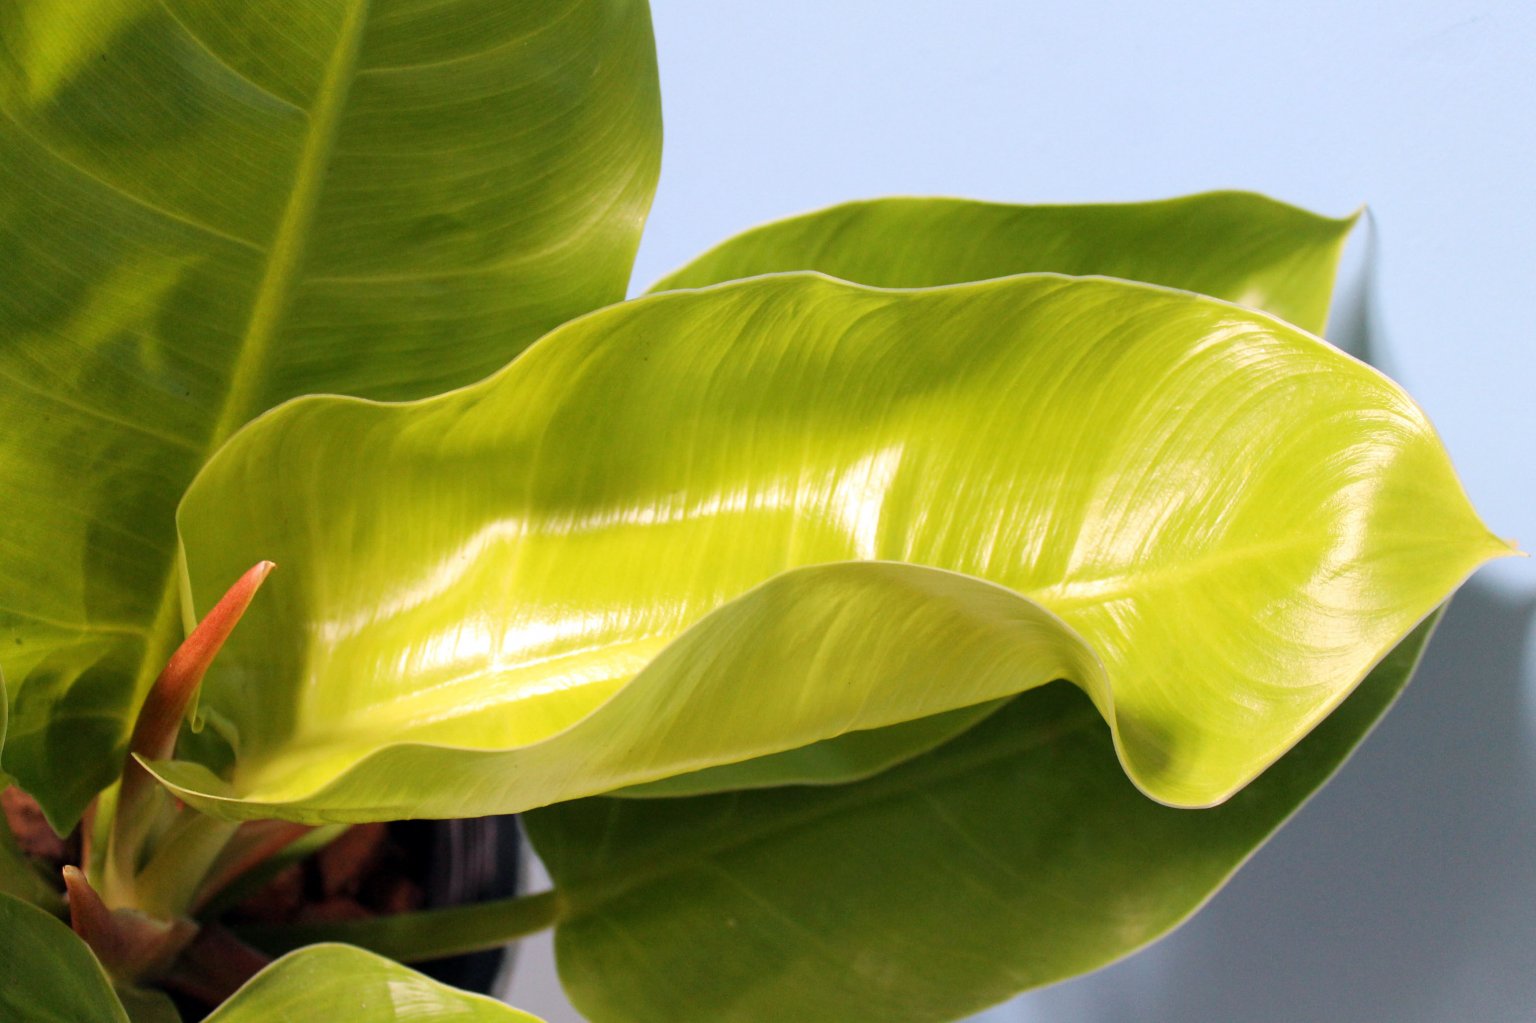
[62,864,110,944]
[1470,525,1523,562]
[131,561,276,763]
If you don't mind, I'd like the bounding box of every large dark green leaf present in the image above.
[0,0,662,829]
[649,192,1353,334]
[525,613,1439,1023]
[149,273,1505,823]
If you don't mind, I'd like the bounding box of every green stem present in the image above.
[234,888,566,962]
[133,810,239,919]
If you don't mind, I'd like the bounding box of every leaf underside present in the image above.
[525,611,1440,1023]
[649,191,1354,337]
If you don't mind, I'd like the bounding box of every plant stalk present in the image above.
[132,811,240,919]
[234,888,566,963]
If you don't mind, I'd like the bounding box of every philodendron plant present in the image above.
[0,2,1515,1021]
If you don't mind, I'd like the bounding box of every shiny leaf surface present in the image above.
[0,0,662,829]
[630,190,1355,796]
[525,613,1438,1023]
[202,944,545,1021]
[649,191,1353,334]
[0,891,129,1022]
[153,273,1506,822]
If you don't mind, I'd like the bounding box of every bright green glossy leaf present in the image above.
[0,0,662,829]
[204,943,545,1022]
[0,891,130,1022]
[152,273,1506,822]
[629,190,1355,797]
[649,191,1354,334]
[525,612,1439,1023]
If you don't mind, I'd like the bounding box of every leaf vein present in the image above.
[0,606,148,639]
[0,110,266,254]
[152,0,309,114]
[129,0,375,744]
[355,5,581,76]
[1,369,202,454]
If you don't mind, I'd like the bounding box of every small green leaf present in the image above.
[525,613,1440,1023]
[113,985,181,1023]
[203,944,545,1021]
[153,273,1507,822]
[649,191,1354,334]
[0,891,130,1023]
[0,0,663,830]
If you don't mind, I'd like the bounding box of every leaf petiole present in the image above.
[235,888,566,963]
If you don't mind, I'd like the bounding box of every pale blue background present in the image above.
[506,2,1536,1019]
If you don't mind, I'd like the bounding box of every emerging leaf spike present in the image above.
[62,864,114,954]
[130,562,275,763]
[63,863,197,982]
[104,562,274,912]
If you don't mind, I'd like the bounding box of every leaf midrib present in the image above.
[132,0,374,725]
[209,0,372,443]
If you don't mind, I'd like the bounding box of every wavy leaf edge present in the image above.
[147,270,1515,821]
[647,189,1358,293]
